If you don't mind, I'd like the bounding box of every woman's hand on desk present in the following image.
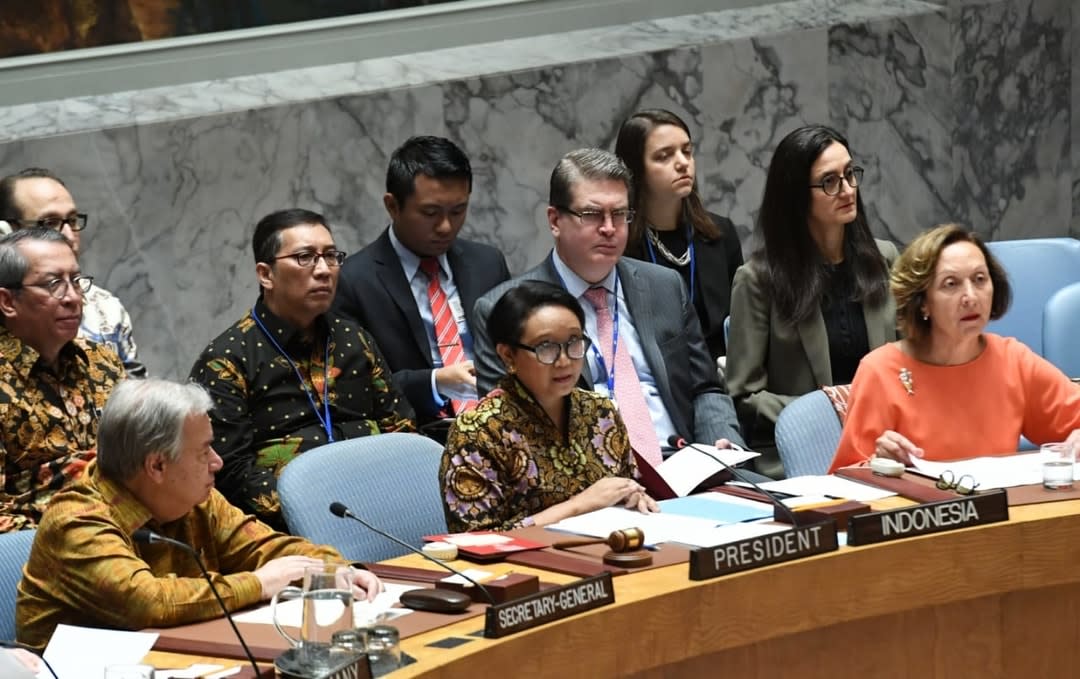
[621,489,659,514]
[575,478,654,514]
[874,430,924,466]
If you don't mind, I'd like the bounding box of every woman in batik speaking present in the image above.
[440,280,657,532]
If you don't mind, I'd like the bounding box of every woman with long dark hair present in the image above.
[726,124,898,477]
[614,109,743,359]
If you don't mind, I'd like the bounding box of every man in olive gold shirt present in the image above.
[16,378,382,650]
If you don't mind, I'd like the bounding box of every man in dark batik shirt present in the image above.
[0,228,125,532]
[190,209,415,529]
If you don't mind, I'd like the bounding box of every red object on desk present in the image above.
[422,531,546,561]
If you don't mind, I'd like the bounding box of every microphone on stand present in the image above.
[328,502,497,605]
[667,435,799,525]
[132,528,269,678]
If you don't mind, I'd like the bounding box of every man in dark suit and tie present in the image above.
[334,136,511,425]
[473,148,745,460]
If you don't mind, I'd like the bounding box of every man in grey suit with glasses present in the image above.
[472,148,745,475]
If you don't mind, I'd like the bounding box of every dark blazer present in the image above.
[626,213,743,358]
[333,229,511,421]
[472,253,744,447]
[726,239,900,447]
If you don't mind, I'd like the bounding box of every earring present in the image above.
[923,313,929,321]
[507,365,516,375]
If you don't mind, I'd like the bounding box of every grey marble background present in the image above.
[0,0,1073,378]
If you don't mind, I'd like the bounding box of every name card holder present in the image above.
[484,573,615,638]
[688,520,839,580]
[846,488,1008,546]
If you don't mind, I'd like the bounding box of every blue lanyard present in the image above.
[250,308,335,443]
[551,257,619,395]
[644,224,696,304]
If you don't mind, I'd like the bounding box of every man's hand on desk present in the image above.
[253,556,385,602]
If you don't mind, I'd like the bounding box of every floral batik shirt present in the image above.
[0,327,125,532]
[190,299,415,529]
[440,375,638,532]
[80,284,145,377]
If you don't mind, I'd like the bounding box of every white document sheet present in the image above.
[547,506,722,546]
[760,475,897,501]
[657,445,760,497]
[233,582,417,628]
[40,624,158,679]
[909,451,1074,489]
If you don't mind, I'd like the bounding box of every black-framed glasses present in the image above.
[6,274,94,299]
[273,250,347,268]
[808,166,864,196]
[515,336,592,365]
[11,213,88,232]
[935,469,979,495]
[555,207,635,229]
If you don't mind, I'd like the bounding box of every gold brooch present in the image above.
[899,368,914,395]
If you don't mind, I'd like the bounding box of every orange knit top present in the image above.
[830,334,1080,470]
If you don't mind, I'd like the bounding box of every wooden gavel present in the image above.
[552,527,645,553]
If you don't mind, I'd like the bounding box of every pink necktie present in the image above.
[582,287,663,468]
[420,258,477,415]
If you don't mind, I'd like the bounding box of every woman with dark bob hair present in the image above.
[830,224,1080,469]
[614,109,743,358]
[439,280,656,532]
[726,124,897,477]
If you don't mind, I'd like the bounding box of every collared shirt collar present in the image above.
[388,226,451,281]
[550,250,619,297]
[252,297,330,349]
[0,325,88,381]
[86,461,155,534]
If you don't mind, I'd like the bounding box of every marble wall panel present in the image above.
[951,0,1071,240]
[0,0,1073,379]
[828,7,952,245]
[697,31,830,250]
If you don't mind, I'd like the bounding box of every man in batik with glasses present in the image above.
[0,228,125,531]
[0,168,145,377]
[190,208,415,530]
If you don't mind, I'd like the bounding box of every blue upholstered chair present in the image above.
[1043,281,1080,379]
[278,433,447,562]
[774,390,842,478]
[986,237,1080,354]
[0,529,35,641]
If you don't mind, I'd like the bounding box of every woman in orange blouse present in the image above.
[830,224,1080,470]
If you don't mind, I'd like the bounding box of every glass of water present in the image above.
[1042,442,1076,490]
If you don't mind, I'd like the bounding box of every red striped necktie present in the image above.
[420,257,477,415]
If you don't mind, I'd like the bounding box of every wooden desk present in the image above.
[149,498,1080,678]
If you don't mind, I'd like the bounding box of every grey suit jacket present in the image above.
[726,239,899,445]
[333,229,511,421]
[472,253,744,446]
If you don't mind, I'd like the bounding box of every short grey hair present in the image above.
[548,148,634,210]
[97,379,214,481]
[0,228,72,288]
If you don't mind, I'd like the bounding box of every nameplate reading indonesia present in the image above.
[484,573,614,638]
[847,488,1008,546]
[688,520,838,580]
